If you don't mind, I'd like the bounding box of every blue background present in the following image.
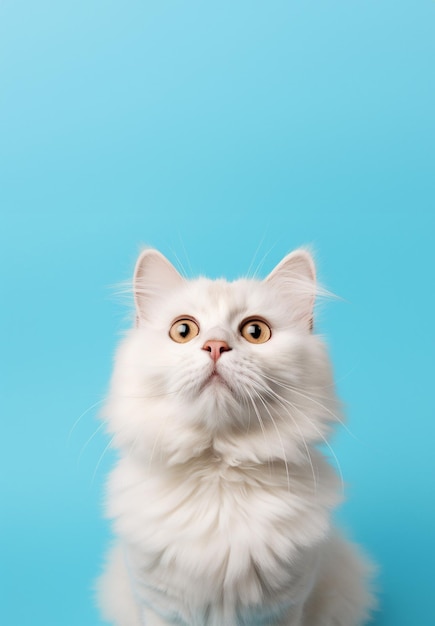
[1,1,434,625]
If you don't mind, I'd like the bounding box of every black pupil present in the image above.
[248,324,262,339]
[178,323,190,338]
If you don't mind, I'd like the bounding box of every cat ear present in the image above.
[133,249,184,323]
[265,249,316,330]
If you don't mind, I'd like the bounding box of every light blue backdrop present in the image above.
[1,1,434,625]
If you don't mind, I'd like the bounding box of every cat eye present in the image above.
[240,319,271,344]
[169,318,200,343]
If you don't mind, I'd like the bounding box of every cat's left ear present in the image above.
[265,249,316,331]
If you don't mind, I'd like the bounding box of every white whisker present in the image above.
[250,386,291,493]
[265,385,344,496]
[68,398,105,442]
[246,230,269,279]
[92,435,115,486]
[251,241,277,280]
[262,372,353,437]
[169,245,189,278]
[258,383,318,494]
[242,386,273,475]
[78,421,106,464]
[177,232,194,277]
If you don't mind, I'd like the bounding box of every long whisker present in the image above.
[257,384,318,493]
[250,387,291,493]
[78,421,106,464]
[68,398,105,442]
[266,386,344,495]
[92,435,115,486]
[233,381,252,434]
[117,390,178,399]
[261,372,353,437]
[238,370,315,484]
[251,241,277,280]
[242,389,252,435]
[286,385,354,439]
[177,232,194,277]
[169,245,189,278]
[246,230,269,279]
[242,386,273,475]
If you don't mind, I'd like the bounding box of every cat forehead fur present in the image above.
[135,246,317,332]
[142,276,295,336]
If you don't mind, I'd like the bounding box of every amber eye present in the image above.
[169,318,200,343]
[240,319,271,344]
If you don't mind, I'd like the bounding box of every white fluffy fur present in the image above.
[97,249,375,626]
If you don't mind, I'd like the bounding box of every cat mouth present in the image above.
[202,368,232,392]
[209,371,225,384]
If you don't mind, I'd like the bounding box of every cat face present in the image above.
[105,250,339,464]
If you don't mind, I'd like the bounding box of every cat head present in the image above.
[104,249,340,466]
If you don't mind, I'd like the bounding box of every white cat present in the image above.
[97,248,375,626]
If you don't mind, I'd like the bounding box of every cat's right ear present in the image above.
[265,249,316,331]
[133,249,184,325]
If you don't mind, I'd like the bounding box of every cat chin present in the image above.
[193,385,246,433]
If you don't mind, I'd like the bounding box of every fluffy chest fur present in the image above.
[107,452,338,625]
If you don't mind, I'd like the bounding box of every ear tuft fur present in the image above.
[134,249,183,322]
[266,249,316,330]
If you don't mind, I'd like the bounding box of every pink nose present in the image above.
[202,340,231,362]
